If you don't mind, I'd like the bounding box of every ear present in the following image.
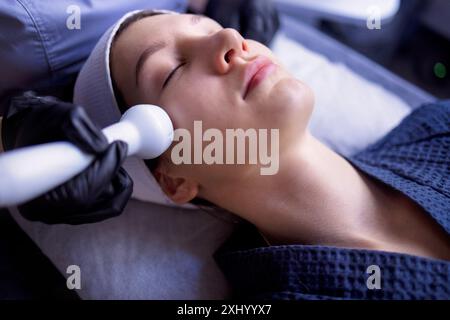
[153,168,199,204]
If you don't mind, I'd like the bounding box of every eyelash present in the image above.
[162,61,186,89]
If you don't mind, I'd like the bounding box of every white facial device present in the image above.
[0,104,174,207]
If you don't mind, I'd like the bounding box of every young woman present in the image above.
[75,10,450,299]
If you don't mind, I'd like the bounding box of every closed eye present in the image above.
[162,62,186,89]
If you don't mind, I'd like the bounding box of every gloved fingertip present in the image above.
[99,140,122,164]
[70,106,109,153]
[111,140,129,161]
[109,168,134,212]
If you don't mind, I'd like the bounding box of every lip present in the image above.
[243,56,276,99]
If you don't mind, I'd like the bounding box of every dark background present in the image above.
[303,0,450,99]
[0,209,78,299]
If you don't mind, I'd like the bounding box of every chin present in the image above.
[264,77,315,138]
[274,77,313,111]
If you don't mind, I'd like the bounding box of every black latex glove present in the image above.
[204,0,280,46]
[1,91,133,225]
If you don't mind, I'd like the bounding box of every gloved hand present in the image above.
[204,0,280,46]
[1,91,133,225]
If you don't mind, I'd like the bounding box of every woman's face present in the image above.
[111,13,314,202]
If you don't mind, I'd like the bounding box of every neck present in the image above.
[204,131,385,248]
[201,131,450,261]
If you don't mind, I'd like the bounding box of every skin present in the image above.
[111,13,450,260]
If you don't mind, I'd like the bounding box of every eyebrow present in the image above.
[134,14,206,87]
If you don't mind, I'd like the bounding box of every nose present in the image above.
[211,28,249,74]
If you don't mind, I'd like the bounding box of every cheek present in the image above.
[246,40,278,60]
[160,90,207,132]
[162,77,235,130]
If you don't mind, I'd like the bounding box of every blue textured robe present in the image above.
[215,101,450,300]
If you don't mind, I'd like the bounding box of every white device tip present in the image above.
[121,104,174,159]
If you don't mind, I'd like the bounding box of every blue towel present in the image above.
[215,101,450,300]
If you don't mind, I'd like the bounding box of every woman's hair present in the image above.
[109,10,217,208]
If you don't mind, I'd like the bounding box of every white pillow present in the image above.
[11,32,412,299]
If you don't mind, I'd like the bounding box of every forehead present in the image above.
[112,13,220,70]
[127,13,183,36]
[114,13,217,53]
[116,14,184,52]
